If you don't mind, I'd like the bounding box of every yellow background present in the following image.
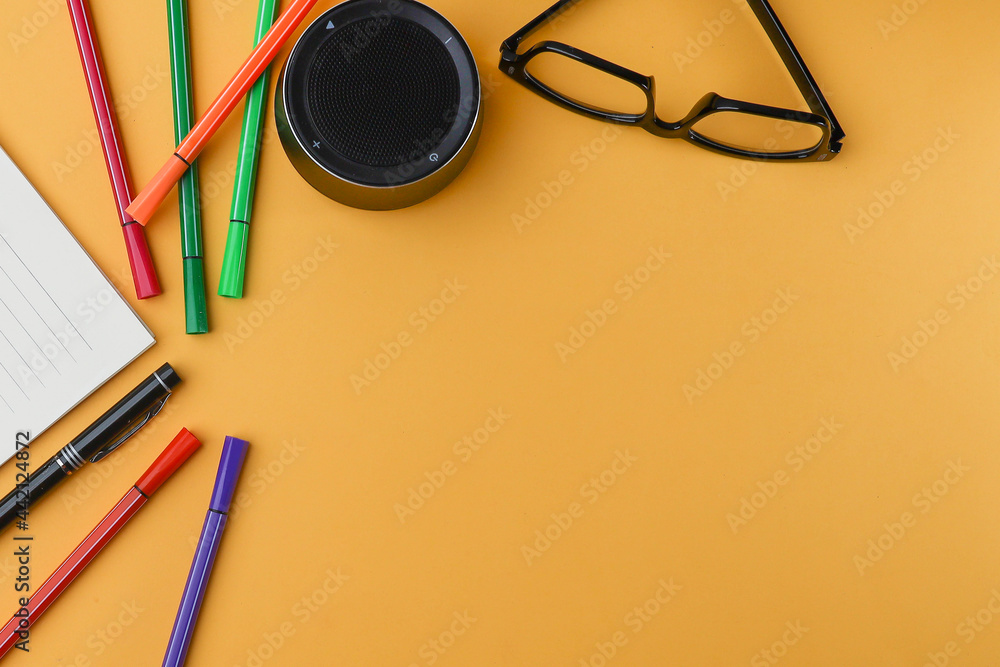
[1,0,999,665]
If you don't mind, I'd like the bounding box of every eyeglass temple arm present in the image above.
[500,0,845,152]
[746,0,845,150]
[502,0,583,54]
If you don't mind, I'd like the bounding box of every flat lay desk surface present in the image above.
[1,1,999,665]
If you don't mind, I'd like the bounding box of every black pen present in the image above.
[0,363,181,531]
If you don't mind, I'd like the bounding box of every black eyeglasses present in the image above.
[499,0,845,162]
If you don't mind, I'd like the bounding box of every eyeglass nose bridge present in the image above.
[646,92,720,137]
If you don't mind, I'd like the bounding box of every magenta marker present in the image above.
[162,436,249,666]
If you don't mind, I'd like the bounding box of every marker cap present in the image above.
[122,223,162,299]
[218,222,249,299]
[210,437,250,513]
[127,154,190,225]
[136,428,202,495]
[182,259,209,334]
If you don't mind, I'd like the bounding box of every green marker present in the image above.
[166,0,208,333]
[218,0,279,299]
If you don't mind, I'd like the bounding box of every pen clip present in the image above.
[89,395,170,463]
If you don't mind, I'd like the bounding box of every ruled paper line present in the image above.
[0,327,43,389]
[0,262,77,364]
[0,356,28,400]
[0,232,92,351]
[0,294,64,378]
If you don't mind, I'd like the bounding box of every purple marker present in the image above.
[162,436,250,667]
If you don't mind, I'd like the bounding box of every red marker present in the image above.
[0,429,201,657]
[67,0,162,298]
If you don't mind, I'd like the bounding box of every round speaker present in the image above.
[275,0,482,210]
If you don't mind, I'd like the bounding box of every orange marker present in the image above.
[127,0,319,225]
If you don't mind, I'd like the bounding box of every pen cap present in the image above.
[155,363,182,390]
[210,437,250,513]
[136,428,202,495]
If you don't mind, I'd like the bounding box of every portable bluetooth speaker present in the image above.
[275,0,482,210]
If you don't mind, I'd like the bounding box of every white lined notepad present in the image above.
[0,146,154,461]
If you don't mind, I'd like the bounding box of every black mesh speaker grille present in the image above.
[306,17,461,168]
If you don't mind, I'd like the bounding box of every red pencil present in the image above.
[67,0,162,299]
[126,0,320,226]
[0,428,201,657]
